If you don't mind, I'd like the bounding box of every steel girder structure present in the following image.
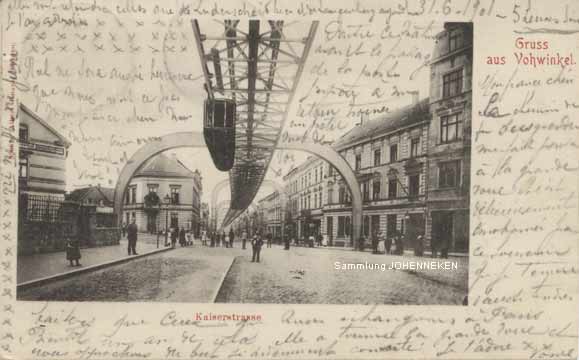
[192,19,318,228]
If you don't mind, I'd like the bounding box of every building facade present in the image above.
[261,22,472,253]
[257,191,282,238]
[426,22,472,253]
[324,99,431,248]
[18,104,70,198]
[283,156,326,241]
[123,153,203,234]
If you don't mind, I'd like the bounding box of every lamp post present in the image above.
[164,194,171,246]
[156,201,161,248]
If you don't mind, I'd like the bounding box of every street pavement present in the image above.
[17,233,167,284]
[17,243,468,305]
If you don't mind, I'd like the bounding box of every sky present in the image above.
[17,14,444,207]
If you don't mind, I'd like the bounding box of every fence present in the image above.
[18,194,121,255]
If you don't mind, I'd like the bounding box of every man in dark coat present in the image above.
[385,235,392,255]
[171,227,177,248]
[127,218,138,255]
[179,227,186,247]
[229,229,235,248]
[251,235,264,263]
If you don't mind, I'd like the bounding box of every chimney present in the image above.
[360,113,369,126]
[412,92,419,105]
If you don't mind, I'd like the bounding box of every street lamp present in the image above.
[164,194,171,246]
[156,200,161,248]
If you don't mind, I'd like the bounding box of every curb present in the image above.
[17,247,174,291]
[211,257,236,303]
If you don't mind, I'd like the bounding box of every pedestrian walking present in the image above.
[251,235,264,262]
[414,235,424,257]
[241,231,247,249]
[222,231,227,247]
[377,231,386,254]
[385,234,392,254]
[65,236,81,266]
[121,221,127,238]
[317,233,323,247]
[127,218,138,255]
[229,228,235,248]
[179,227,186,247]
[171,227,177,248]
[371,231,378,254]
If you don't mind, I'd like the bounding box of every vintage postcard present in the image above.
[0,0,578,359]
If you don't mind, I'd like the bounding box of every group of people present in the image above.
[366,231,412,256]
[364,231,448,258]
[204,230,267,262]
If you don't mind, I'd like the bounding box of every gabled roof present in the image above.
[333,98,430,150]
[68,185,114,204]
[19,103,71,147]
[135,153,196,178]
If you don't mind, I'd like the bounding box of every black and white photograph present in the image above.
[15,19,472,306]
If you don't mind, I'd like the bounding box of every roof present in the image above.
[19,103,71,147]
[68,185,114,204]
[135,153,196,178]
[333,98,430,150]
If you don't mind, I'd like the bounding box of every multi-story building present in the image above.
[426,22,472,253]
[123,153,203,234]
[269,22,472,253]
[18,104,70,198]
[325,98,431,247]
[283,156,326,240]
[257,191,282,238]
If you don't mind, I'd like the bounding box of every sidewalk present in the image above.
[301,244,468,257]
[17,234,166,284]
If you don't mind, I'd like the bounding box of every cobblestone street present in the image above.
[19,244,467,305]
[216,245,467,305]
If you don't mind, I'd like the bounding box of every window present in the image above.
[388,179,397,199]
[130,186,136,204]
[345,217,351,236]
[328,166,334,177]
[372,180,381,200]
[314,193,318,208]
[362,181,370,202]
[390,144,398,163]
[410,138,420,158]
[338,216,346,237]
[19,125,29,142]
[170,186,180,204]
[19,156,28,179]
[439,161,460,188]
[327,188,334,204]
[449,28,463,52]
[318,190,322,207]
[339,187,345,204]
[374,149,381,166]
[147,184,158,193]
[409,174,420,196]
[440,113,462,143]
[355,154,362,170]
[442,69,463,98]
